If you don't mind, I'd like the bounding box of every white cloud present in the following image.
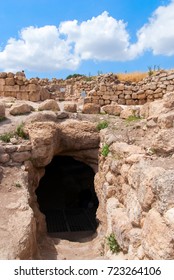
[60,11,131,61]
[0,25,80,72]
[131,0,174,57]
[0,1,174,73]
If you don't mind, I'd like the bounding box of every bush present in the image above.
[97,121,108,131]
[0,132,14,143]
[106,233,121,254]
[101,144,109,157]
[15,123,28,139]
[66,74,85,79]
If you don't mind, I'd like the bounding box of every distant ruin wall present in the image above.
[0,70,174,105]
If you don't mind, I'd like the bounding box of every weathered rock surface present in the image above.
[82,103,100,114]
[38,99,60,111]
[142,209,174,259]
[64,103,77,113]
[25,120,99,167]
[102,104,122,116]
[9,103,34,115]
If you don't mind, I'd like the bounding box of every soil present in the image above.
[38,232,127,260]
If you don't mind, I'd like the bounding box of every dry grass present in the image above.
[117,72,148,83]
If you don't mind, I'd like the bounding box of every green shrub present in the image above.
[106,233,121,254]
[97,121,108,131]
[66,74,85,79]
[0,132,14,143]
[15,123,28,139]
[101,144,109,157]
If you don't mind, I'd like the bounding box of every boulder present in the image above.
[38,99,60,111]
[82,103,100,114]
[142,209,174,259]
[152,129,174,155]
[64,103,77,113]
[120,107,140,119]
[102,104,123,116]
[9,103,34,115]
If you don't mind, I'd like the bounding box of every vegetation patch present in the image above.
[0,132,14,143]
[66,74,85,79]
[15,182,22,188]
[0,123,28,143]
[15,123,28,139]
[101,144,110,157]
[97,120,108,131]
[125,115,142,123]
[117,72,147,82]
[106,233,121,254]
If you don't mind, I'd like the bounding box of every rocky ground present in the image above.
[0,93,174,259]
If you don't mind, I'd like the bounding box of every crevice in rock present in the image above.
[35,155,99,241]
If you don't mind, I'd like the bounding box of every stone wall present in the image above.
[0,70,174,105]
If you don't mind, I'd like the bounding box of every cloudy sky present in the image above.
[0,0,174,78]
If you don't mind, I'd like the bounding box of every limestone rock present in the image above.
[126,189,142,227]
[157,111,174,128]
[64,103,77,113]
[5,78,15,86]
[38,99,60,111]
[111,142,144,158]
[25,122,58,167]
[142,209,174,259]
[58,120,100,151]
[9,103,34,115]
[164,208,174,230]
[120,107,139,119]
[0,153,10,163]
[40,88,51,101]
[11,152,31,163]
[152,129,174,155]
[163,92,174,108]
[29,91,40,102]
[82,103,100,114]
[26,111,58,123]
[102,104,123,116]
[112,208,132,252]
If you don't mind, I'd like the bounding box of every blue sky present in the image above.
[0,0,174,79]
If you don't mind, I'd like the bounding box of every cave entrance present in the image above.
[36,156,99,237]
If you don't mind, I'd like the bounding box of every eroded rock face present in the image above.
[96,93,174,259]
[142,209,174,259]
[0,167,38,259]
[1,89,174,260]
[0,118,100,259]
[25,120,100,168]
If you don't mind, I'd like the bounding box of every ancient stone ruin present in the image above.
[0,70,174,260]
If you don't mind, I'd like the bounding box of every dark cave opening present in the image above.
[36,156,99,237]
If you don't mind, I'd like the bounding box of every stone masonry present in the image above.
[0,70,174,105]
